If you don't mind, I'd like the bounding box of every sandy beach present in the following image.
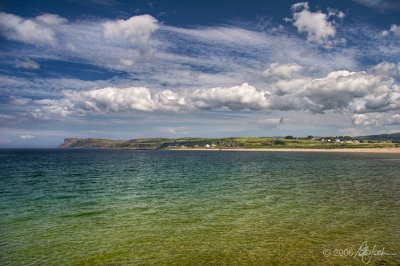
[170,147,400,154]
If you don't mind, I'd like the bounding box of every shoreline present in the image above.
[168,147,400,154]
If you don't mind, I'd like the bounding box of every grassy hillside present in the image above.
[59,136,400,149]
[359,132,400,142]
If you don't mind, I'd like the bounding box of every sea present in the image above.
[0,149,399,265]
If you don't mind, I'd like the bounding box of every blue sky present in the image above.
[0,0,399,147]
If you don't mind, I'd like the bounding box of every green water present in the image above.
[0,149,399,265]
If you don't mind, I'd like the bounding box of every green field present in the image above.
[60,136,400,149]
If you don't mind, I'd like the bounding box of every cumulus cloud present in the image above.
[271,68,400,113]
[263,63,303,79]
[20,134,34,140]
[103,14,159,55]
[31,83,271,118]
[0,12,66,45]
[352,113,378,126]
[288,2,343,45]
[371,62,400,77]
[188,83,270,111]
[15,59,40,70]
[27,62,400,122]
[388,113,400,125]
[352,112,400,126]
[382,24,400,38]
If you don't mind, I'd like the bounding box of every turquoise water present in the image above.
[0,149,399,265]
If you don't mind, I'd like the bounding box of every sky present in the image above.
[0,0,399,147]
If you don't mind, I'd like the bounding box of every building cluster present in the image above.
[320,138,360,144]
[165,143,217,149]
[204,144,217,148]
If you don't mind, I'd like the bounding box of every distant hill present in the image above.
[59,137,172,149]
[359,132,400,142]
[59,135,400,149]
[59,137,225,149]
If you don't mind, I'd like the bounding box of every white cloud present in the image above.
[9,96,32,105]
[15,59,40,70]
[291,2,309,11]
[0,114,15,121]
[21,62,400,125]
[382,24,400,38]
[118,58,135,67]
[352,113,378,126]
[352,112,400,126]
[0,13,160,71]
[162,25,268,46]
[188,83,270,111]
[271,67,400,113]
[371,62,400,77]
[35,13,66,26]
[0,11,399,136]
[20,134,34,140]
[0,11,360,90]
[353,0,400,11]
[1,75,113,98]
[0,12,66,45]
[289,2,342,45]
[103,14,159,55]
[327,8,345,19]
[388,114,400,125]
[31,83,271,118]
[263,63,303,79]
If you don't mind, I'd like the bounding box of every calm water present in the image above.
[0,149,399,265]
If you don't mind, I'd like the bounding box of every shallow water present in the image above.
[0,149,399,265]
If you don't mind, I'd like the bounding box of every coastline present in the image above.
[168,147,400,154]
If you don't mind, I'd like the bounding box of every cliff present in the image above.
[59,138,81,148]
